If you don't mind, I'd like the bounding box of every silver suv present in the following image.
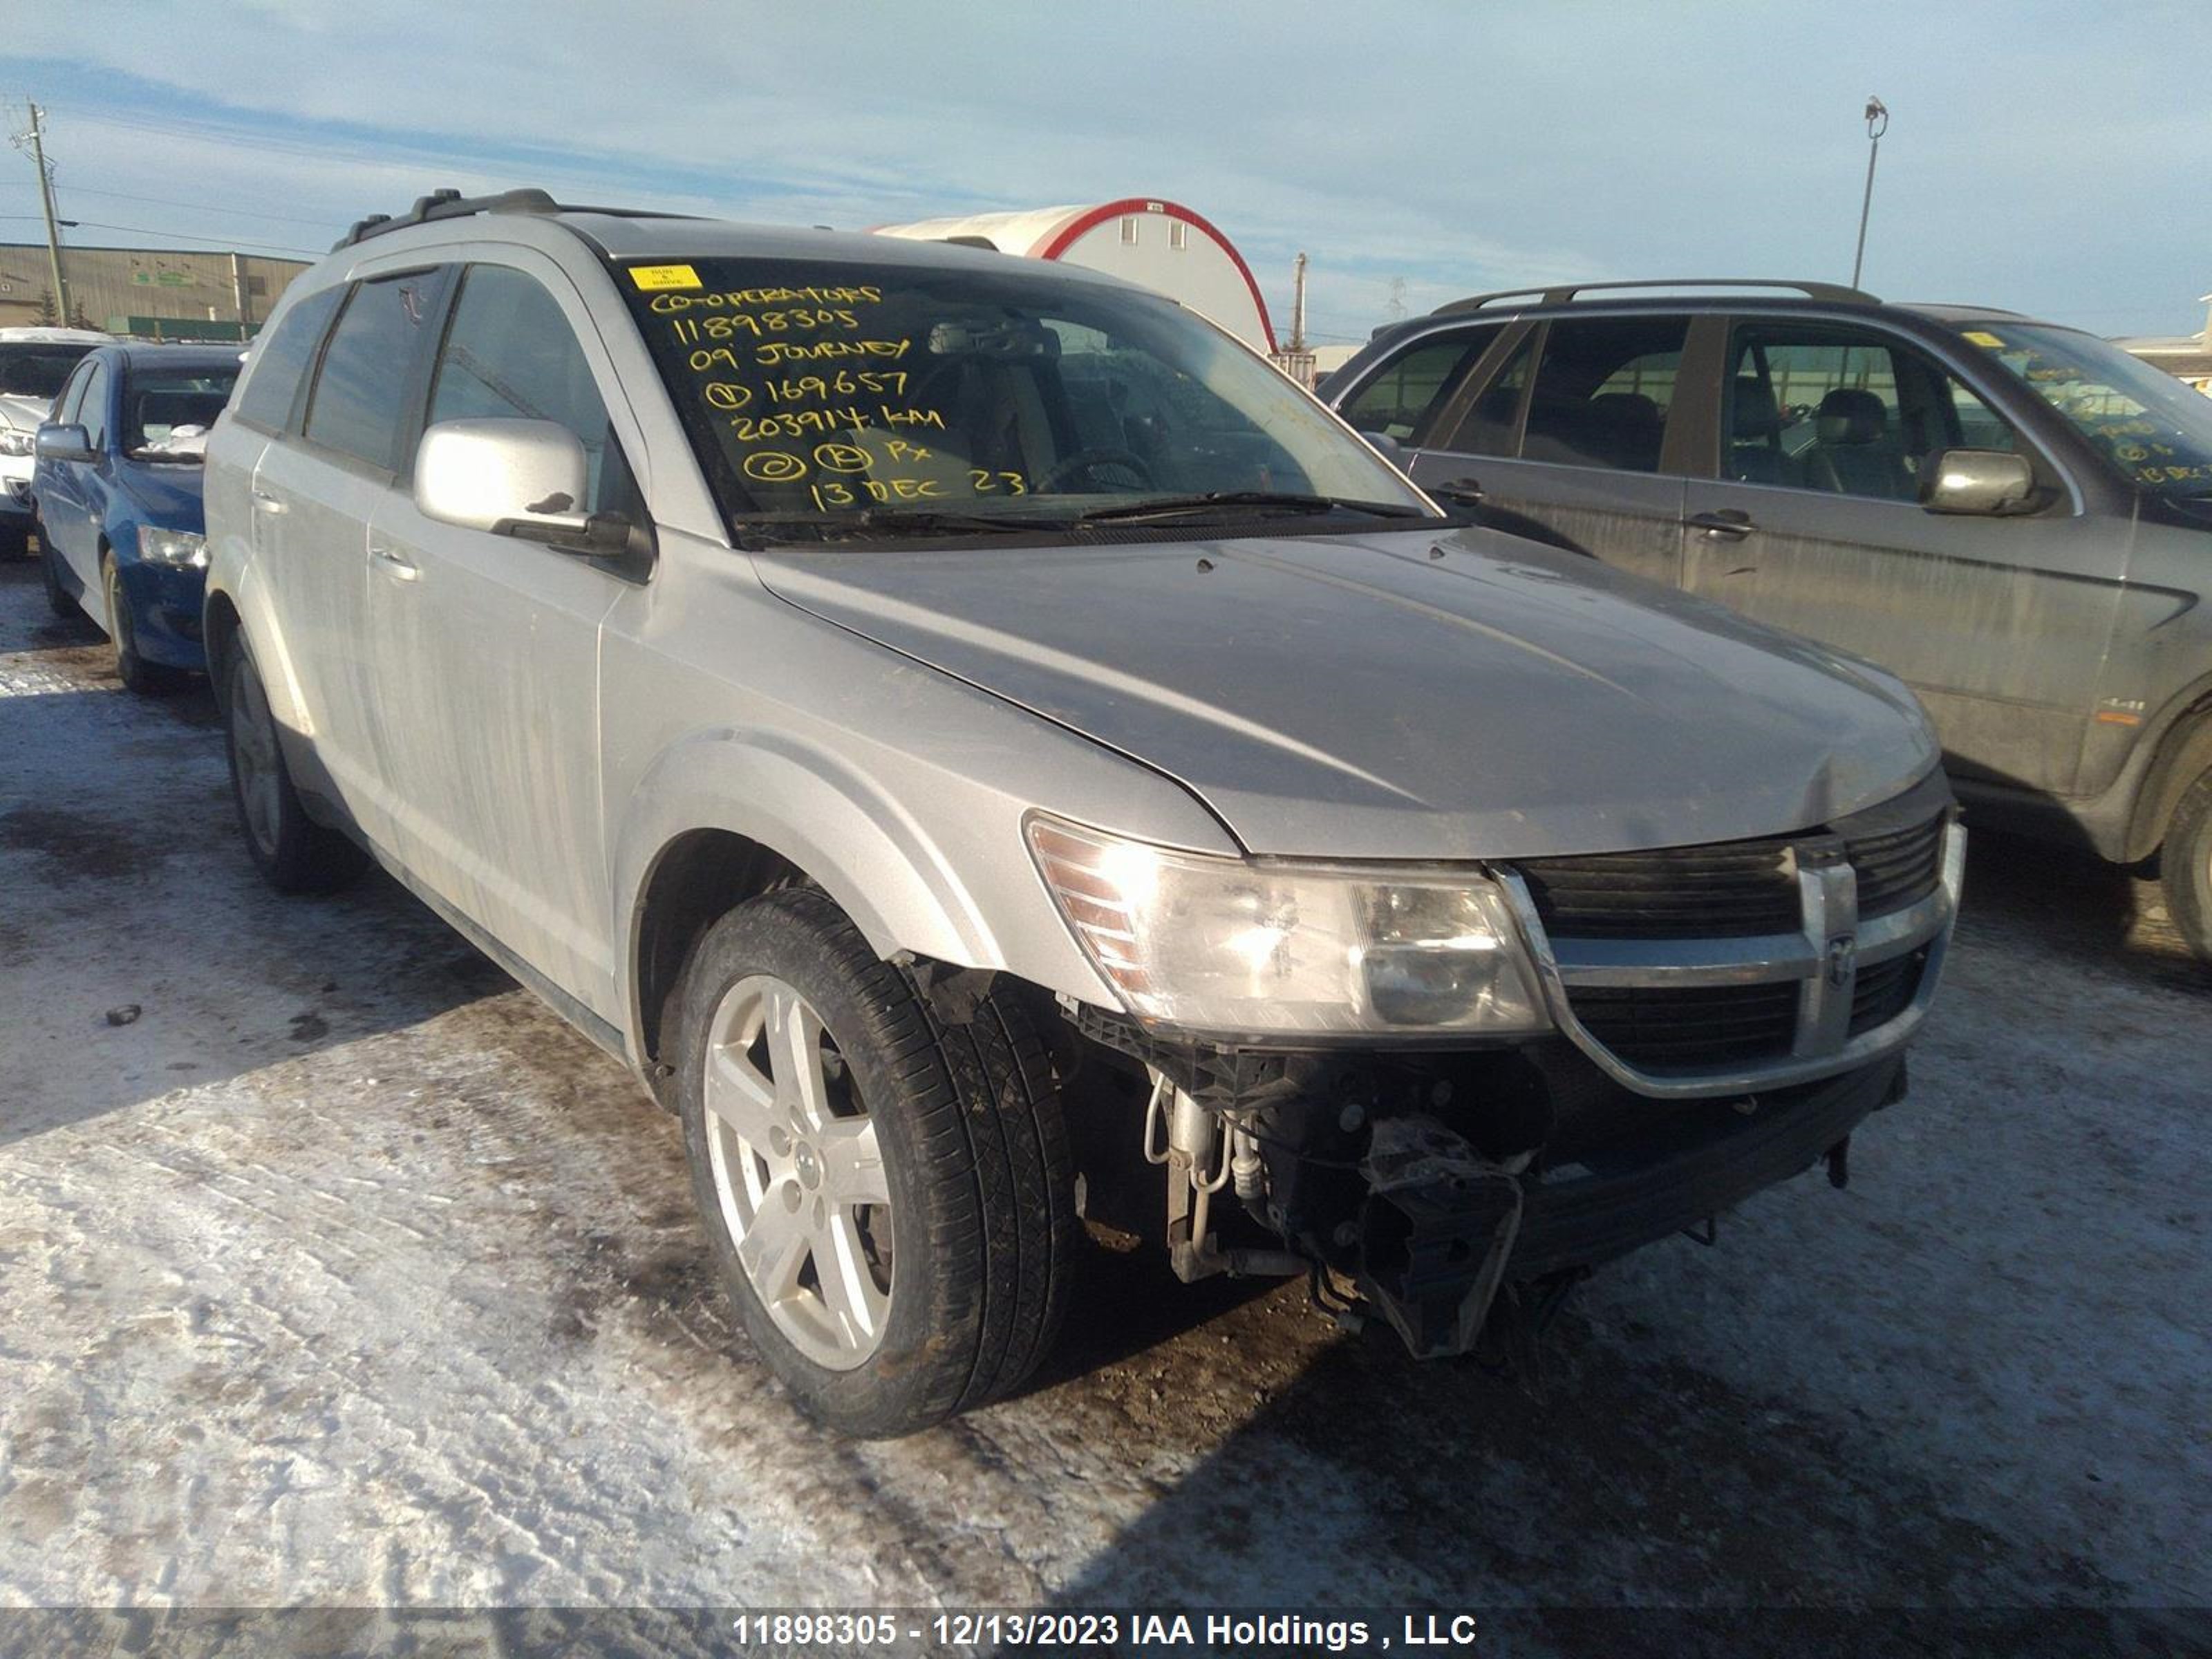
[204,193,1962,1436]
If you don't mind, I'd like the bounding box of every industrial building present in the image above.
[0,242,310,339]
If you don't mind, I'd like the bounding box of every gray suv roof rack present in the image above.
[1434,278,1880,317]
[335,187,697,252]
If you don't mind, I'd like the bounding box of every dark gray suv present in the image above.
[1325,280,2212,963]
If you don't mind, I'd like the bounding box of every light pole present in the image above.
[1850,95,1888,290]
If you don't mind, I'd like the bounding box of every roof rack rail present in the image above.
[1434,278,1880,316]
[334,187,699,252]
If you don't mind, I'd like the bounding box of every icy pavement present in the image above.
[1,557,2208,1623]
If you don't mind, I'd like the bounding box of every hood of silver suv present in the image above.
[753,526,1940,860]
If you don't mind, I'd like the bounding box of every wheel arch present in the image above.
[615,729,1010,1094]
[197,567,312,731]
[2127,688,2212,863]
[203,588,244,711]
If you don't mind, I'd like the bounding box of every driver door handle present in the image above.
[250,487,287,516]
[370,543,420,582]
[1688,509,1756,540]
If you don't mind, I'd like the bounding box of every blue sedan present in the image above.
[34,343,242,691]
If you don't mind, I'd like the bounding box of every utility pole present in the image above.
[1850,95,1888,290]
[1288,252,1309,353]
[12,103,73,324]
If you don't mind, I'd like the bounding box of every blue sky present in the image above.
[8,1,2208,343]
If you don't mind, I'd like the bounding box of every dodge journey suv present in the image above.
[1325,279,2212,963]
[204,194,1962,1436]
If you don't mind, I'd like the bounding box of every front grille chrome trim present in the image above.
[1497,820,1965,1100]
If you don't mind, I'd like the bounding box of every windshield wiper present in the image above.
[735,506,1071,547]
[1070,490,1431,526]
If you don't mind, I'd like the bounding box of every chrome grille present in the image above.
[1847,814,1947,920]
[1499,771,1963,1098]
[1517,836,1797,939]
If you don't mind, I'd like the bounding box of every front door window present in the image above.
[1725,324,2020,501]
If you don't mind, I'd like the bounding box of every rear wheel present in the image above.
[104,553,182,695]
[223,642,368,894]
[672,888,1076,1436]
[2162,768,2212,965]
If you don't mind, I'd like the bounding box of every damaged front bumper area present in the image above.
[1062,785,1964,1362]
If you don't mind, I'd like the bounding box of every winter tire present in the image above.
[672,887,1077,1437]
[223,641,368,894]
[2164,767,2212,966]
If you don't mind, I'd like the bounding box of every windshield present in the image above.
[122,365,241,459]
[1962,322,2212,498]
[619,256,1430,538]
[0,344,95,402]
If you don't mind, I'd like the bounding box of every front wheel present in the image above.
[2162,768,2212,966]
[671,888,1077,1436]
[104,554,182,695]
[223,642,368,894]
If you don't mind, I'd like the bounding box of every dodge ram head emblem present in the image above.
[1826,935,1857,987]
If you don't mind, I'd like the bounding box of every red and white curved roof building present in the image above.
[872,198,1277,353]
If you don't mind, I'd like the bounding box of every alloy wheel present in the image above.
[702,973,894,1369]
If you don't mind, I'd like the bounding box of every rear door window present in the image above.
[302,270,453,470]
[1516,316,1689,473]
[235,285,344,433]
[1339,328,1497,444]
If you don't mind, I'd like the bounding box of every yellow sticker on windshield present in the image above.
[1962,330,2005,348]
[628,263,702,292]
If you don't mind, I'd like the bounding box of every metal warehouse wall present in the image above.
[0,243,312,335]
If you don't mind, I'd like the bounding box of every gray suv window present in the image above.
[1340,328,1497,443]
[235,285,343,433]
[303,270,453,470]
[427,265,628,513]
[1518,317,1687,474]
[1725,322,2018,501]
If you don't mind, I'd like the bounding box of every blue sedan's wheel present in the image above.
[102,552,180,695]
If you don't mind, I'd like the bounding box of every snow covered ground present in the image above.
[1,556,2207,1633]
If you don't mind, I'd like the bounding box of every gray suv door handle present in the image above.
[250,488,287,516]
[1689,509,1756,540]
[370,544,420,581]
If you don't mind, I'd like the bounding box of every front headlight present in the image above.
[137,527,207,568]
[0,429,33,458]
[1027,814,1548,1038]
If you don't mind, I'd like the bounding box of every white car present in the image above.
[0,326,111,552]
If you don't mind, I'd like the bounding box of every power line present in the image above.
[0,178,335,229]
[0,214,320,257]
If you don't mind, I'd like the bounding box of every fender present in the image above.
[612,725,1027,1060]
